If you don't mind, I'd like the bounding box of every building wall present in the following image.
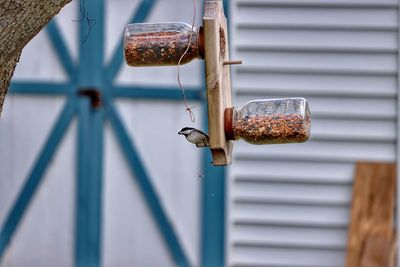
[1,1,398,267]
[227,0,398,266]
[0,1,204,266]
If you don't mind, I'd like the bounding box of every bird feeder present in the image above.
[225,98,310,145]
[124,22,204,66]
[123,0,311,166]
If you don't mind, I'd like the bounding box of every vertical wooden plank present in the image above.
[203,0,233,166]
[346,162,396,267]
[360,235,396,267]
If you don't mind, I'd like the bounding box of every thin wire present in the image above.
[72,0,86,22]
[177,0,197,123]
[72,0,96,44]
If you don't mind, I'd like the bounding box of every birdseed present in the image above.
[232,114,310,144]
[125,30,200,67]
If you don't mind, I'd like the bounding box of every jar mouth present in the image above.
[224,107,235,140]
[198,27,205,59]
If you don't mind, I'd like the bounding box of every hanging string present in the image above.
[72,0,96,44]
[177,0,197,122]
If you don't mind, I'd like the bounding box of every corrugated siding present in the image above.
[228,1,398,266]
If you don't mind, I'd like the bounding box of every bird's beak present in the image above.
[178,131,182,135]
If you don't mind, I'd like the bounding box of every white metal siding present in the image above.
[228,1,398,266]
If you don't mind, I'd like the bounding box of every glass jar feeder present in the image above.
[124,22,204,67]
[225,98,311,145]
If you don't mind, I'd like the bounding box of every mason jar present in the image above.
[124,22,204,67]
[225,98,311,145]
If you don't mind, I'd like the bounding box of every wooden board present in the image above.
[346,162,396,267]
[203,0,233,166]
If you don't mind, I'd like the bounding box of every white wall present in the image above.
[228,0,398,266]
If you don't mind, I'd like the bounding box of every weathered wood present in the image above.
[203,0,233,166]
[0,0,71,115]
[346,162,396,267]
[360,234,396,267]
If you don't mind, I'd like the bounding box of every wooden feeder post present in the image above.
[203,0,233,166]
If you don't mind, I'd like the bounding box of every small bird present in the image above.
[178,127,209,147]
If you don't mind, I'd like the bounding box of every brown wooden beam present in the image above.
[346,162,396,267]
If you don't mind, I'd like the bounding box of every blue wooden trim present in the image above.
[223,0,229,19]
[0,98,76,261]
[74,1,105,266]
[9,82,73,95]
[47,20,76,81]
[105,0,156,83]
[105,100,190,267]
[112,85,203,100]
[75,99,91,267]
[200,156,226,267]
[75,99,103,267]
[77,0,104,88]
[88,108,104,265]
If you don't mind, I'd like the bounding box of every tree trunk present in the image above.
[0,0,71,115]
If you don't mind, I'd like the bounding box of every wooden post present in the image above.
[346,162,397,267]
[203,0,233,166]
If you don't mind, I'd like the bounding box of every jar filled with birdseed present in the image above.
[225,98,311,145]
[124,22,204,67]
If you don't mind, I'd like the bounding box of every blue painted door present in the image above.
[0,1,226,266]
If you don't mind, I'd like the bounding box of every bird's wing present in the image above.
[195,129,209,138]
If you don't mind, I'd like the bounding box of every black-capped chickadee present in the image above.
[178,127,209,147]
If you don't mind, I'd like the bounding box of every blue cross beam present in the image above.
[0,1,218,267]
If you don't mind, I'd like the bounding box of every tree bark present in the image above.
[0,0,71,115]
